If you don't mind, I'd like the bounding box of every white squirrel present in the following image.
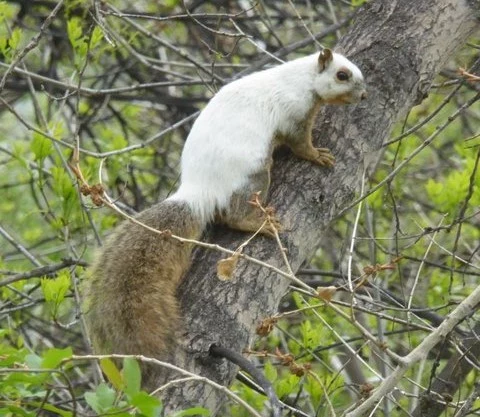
[171,48,366,223]
[82,48,366,389]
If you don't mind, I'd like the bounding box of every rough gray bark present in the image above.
[162,0,479,413]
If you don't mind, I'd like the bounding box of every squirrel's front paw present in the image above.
[314,147,335,167]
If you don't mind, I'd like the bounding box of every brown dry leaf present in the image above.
[289,362,306,377]
[216,253,240,281]
[256,317,278,336]
[363,264,376,276]
[316,286,337,302]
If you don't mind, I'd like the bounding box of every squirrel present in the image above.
[82,48,366,388]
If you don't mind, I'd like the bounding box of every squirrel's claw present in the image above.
[314,147,335,167]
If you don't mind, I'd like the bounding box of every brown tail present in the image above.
[82,199,203,387]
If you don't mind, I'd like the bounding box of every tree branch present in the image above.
[345,284,480,417]
[412,321,480,417]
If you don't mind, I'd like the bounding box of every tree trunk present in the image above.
[162,0,479,413]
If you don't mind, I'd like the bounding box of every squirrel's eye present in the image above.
[336,71,349,81]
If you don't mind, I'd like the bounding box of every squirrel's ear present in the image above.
[318,48,333,71]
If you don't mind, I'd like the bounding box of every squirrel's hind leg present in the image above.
[219,167,280,237]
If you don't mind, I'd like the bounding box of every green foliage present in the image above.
[0,1,17,23]
[264,360,277,382]
[65,0,88,13]
[122,357,142,397]
[40,271,70,318]
[425,151,479,217]
[300,319,323,352]
[0,1,23,60]
[66,17,83,49]
[101,358,123,390]
[84,359,162,417]
[84,383,118,414]
[0,27,22,60]
[8,27,21,51]
[67,16,89,68]
[67,14,106,69]
[0,334,163,416]
[31,132,53,162]
[164,0,181,9]
[51,166,77,224]
[275,373,300,399]
[0,339,73,415]
[41,347,73,369]
[129,392,162,417]
[170,407,211,417]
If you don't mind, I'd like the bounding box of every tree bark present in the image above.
[162,0,479,413]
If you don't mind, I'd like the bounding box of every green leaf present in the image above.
[51,167,75,201]
[100,358,123,390]
[25,353,42,369]
[40,271,71,317]
[31,132,53,161]
[4,370,47,386]
[8,27,22,50]
[27,401,73,417]
[304,373,324,407]
[0,2,19,24]
[300,320,321,351]
[275,374,299,399]
[85,383,116,413]
[171,407,210,417]
[84,392,99,412]
[111,134,128,150]
[130,391,162,417]
[67,17,83,48]
[0,36,7,56]
[0,405,33,417]
[164,0,180,8]
[264,360,277,382]
[41,347,72,369]
[11,142,29,169]
[366,187,384,209]
[50,166,77,223]
[122,357,141,397]
[90,26,103,49]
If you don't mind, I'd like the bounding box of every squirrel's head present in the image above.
[314,48,367,104]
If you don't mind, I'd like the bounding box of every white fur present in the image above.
[168,52,365,223]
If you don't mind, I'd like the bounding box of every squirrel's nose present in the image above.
[360,91,367,101]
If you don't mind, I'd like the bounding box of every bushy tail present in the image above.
[82,199,204,385]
